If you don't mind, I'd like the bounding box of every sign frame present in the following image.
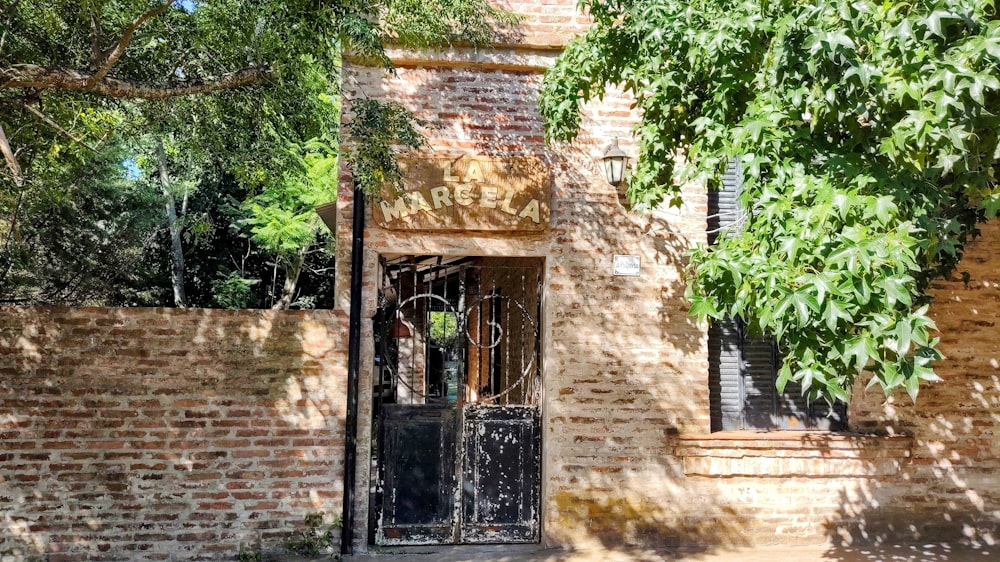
[612,254,641,277]
[373,155,550,232]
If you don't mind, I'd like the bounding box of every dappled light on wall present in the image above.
[0,307,352,560]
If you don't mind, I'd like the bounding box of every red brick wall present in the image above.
[337,45,710,552]
[846,219,1000,543]
[0,307,349,561]
[670,222,1000,548]
[336,0,1000,546]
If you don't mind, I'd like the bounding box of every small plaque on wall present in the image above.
[613,254,641,276]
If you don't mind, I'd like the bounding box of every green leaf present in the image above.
[843,336,870,373]
[904,370,921,402]
[825,379,851,404]
[776,361,794,394]
[778,291,820,325]
[824,300,852,332]
[882,362,904,390]
[882,277,913,307]
[874,196,898,225]
[689,296,720,321]
[894,317,913,355]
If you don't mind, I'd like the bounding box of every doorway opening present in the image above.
[371,255,543,546]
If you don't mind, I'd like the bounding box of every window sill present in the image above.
[676,431,913,477]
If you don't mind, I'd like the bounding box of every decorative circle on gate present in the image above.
[463,292,539,405]
[375,259,543,406]
[377,292,460,402]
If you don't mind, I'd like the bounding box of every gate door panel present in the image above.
[461,405,541,543]
[376,405,457,544]
[373,256,543,546]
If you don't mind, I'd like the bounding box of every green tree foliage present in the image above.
[242,137,339,309]
[428,310,460,349]
[0,101,167,304]
[540,0,1000,403]
[1,0,515,178]
[243,139,338,259]
[1,0,513,306]
[348,98,428,196]
[0,150,167,304]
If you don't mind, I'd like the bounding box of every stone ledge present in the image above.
[348,47,560,72]
[676,431,913,477]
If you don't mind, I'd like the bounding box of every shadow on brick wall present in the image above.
[343,60,749,556]
[534,161,743,554]
[338,58,1000,557]
[0,306,349,561]
[820,222,1000,560]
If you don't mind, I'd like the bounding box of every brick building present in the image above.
[1,0,999,559]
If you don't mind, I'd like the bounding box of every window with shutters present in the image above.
[707,160,847,432]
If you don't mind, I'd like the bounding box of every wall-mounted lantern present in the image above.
[601,138,630,187]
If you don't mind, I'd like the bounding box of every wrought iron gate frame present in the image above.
[371,256,543,546]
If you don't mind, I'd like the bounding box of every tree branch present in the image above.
[20,103,98,152]
[88,0,178,87]
[89,12,104,69]
[1,64,273,100]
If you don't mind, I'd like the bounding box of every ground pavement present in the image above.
[330,542,997,562]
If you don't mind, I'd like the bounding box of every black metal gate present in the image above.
[372,256,542,546]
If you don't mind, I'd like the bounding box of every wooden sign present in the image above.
[373,156,550,231]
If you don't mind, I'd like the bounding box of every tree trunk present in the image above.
[156,138,187,308]
[271,245,308,310]
[0,122,23,186]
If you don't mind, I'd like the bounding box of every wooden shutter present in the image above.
[707,158,742,245]
[708,159,744,431]
[741,331,780,429]
[709,319,743,431]
[707,158,849,431]
[807,397,849,430]
[772,371,811,430]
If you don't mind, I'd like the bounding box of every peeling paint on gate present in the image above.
[461,404,541,543]
[375,404,541,545]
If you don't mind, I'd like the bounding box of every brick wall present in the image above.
[337,0,1000,550]
[0,307,349,561]
[670,222,1000,548]
[337,3,711,548]
[848,220,1000,543]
